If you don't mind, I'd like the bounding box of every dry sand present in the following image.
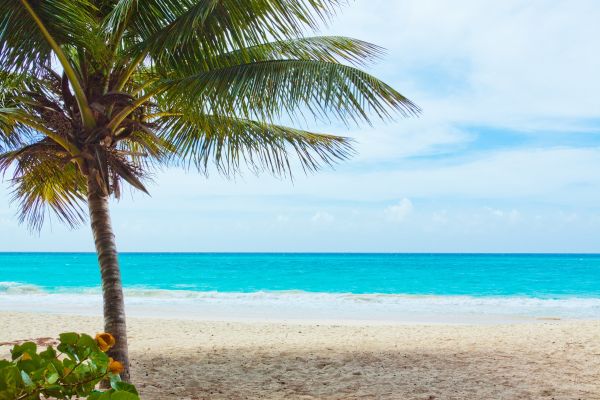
[1,312,599,399]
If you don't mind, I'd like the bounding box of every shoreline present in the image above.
[1,312,599,399]
[2,289,600,324]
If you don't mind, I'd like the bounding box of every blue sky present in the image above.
[2,0,600,252]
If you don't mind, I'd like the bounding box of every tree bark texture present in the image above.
[87,175,131,382]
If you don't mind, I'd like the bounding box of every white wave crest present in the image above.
[2,284,600,321]
[0,281,46,294]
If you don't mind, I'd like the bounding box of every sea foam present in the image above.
[1,282,600,321]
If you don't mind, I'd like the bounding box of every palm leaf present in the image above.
[107,0,342,53]
[161,36,385,76]
[0,141,87,231]
[0,107,43,151]
[0,1,419,231]
[221,36,385,67]
[156,113,354,176]
[0,0,101,73]
[116,129,175,168]
[165,60,420,126]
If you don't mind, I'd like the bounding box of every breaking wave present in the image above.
[2,282,600,319]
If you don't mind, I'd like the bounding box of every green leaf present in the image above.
[59,332,80,345]
[49,359,64,377]
[20,370,34,388]
[111,381,139,395]
[62,358,76,369]
[165,59,419,127]
[88,391,107,400]
[90,350,110,369]
[1,140,90,231]
[39,346,56,360]
[44,383,65,397]
[0,390,19,400]
[167,36,385,75]
[11,342,37,360]
[0,332,141,399]
[111,391,140,400]
[78,333,96,346]
[159,114,353,176]
[46,371,59,384]
[115,0,343,64]
[97,391,115,400]
[0,0,101,72]
[109,373,122,385]
[0,365,21,391]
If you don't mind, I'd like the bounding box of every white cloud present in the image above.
[345,121,470,162]
[486,207,521,224]
[560,212,579,223]
[276,214,290,223]
[322,0,600,139]
[166,147,600,204]
[385,198,414,222]
[310,211,334,224]
[431,210,449,225]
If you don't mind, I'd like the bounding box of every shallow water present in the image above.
[1,253,600,321]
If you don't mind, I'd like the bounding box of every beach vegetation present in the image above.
[0,332,138,399]
[0,0,418,380]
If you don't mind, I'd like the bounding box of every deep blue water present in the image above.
[1,253,600,298]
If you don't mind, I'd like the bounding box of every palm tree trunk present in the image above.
[87,175,131,382]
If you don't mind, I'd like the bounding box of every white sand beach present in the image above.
[1,312,599,399]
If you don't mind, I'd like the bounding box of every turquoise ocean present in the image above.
[2,253,600,321]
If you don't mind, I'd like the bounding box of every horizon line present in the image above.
[1,251,600,255]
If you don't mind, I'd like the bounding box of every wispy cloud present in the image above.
[310,212,335,224]
[385,199,414,222]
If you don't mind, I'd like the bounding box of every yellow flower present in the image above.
[95,333,116,352]
[21,352,32,361]
[108,358,124,374]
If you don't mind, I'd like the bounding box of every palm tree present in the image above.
[0,0,419,381]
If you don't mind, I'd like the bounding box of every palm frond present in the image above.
[0,112,26,151]
[0,0,419,232]
[156,113,354,176]
[161,36,385,76]
[116,128,175,168]
[221,36,384,67]
[0,107,79,156]
[0,141,87,231]
[165,60,420,127]
[108,0,342,48]
[0,107,45,152]
[0,0,101,73]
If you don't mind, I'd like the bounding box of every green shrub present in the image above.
[0,332,139,399]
